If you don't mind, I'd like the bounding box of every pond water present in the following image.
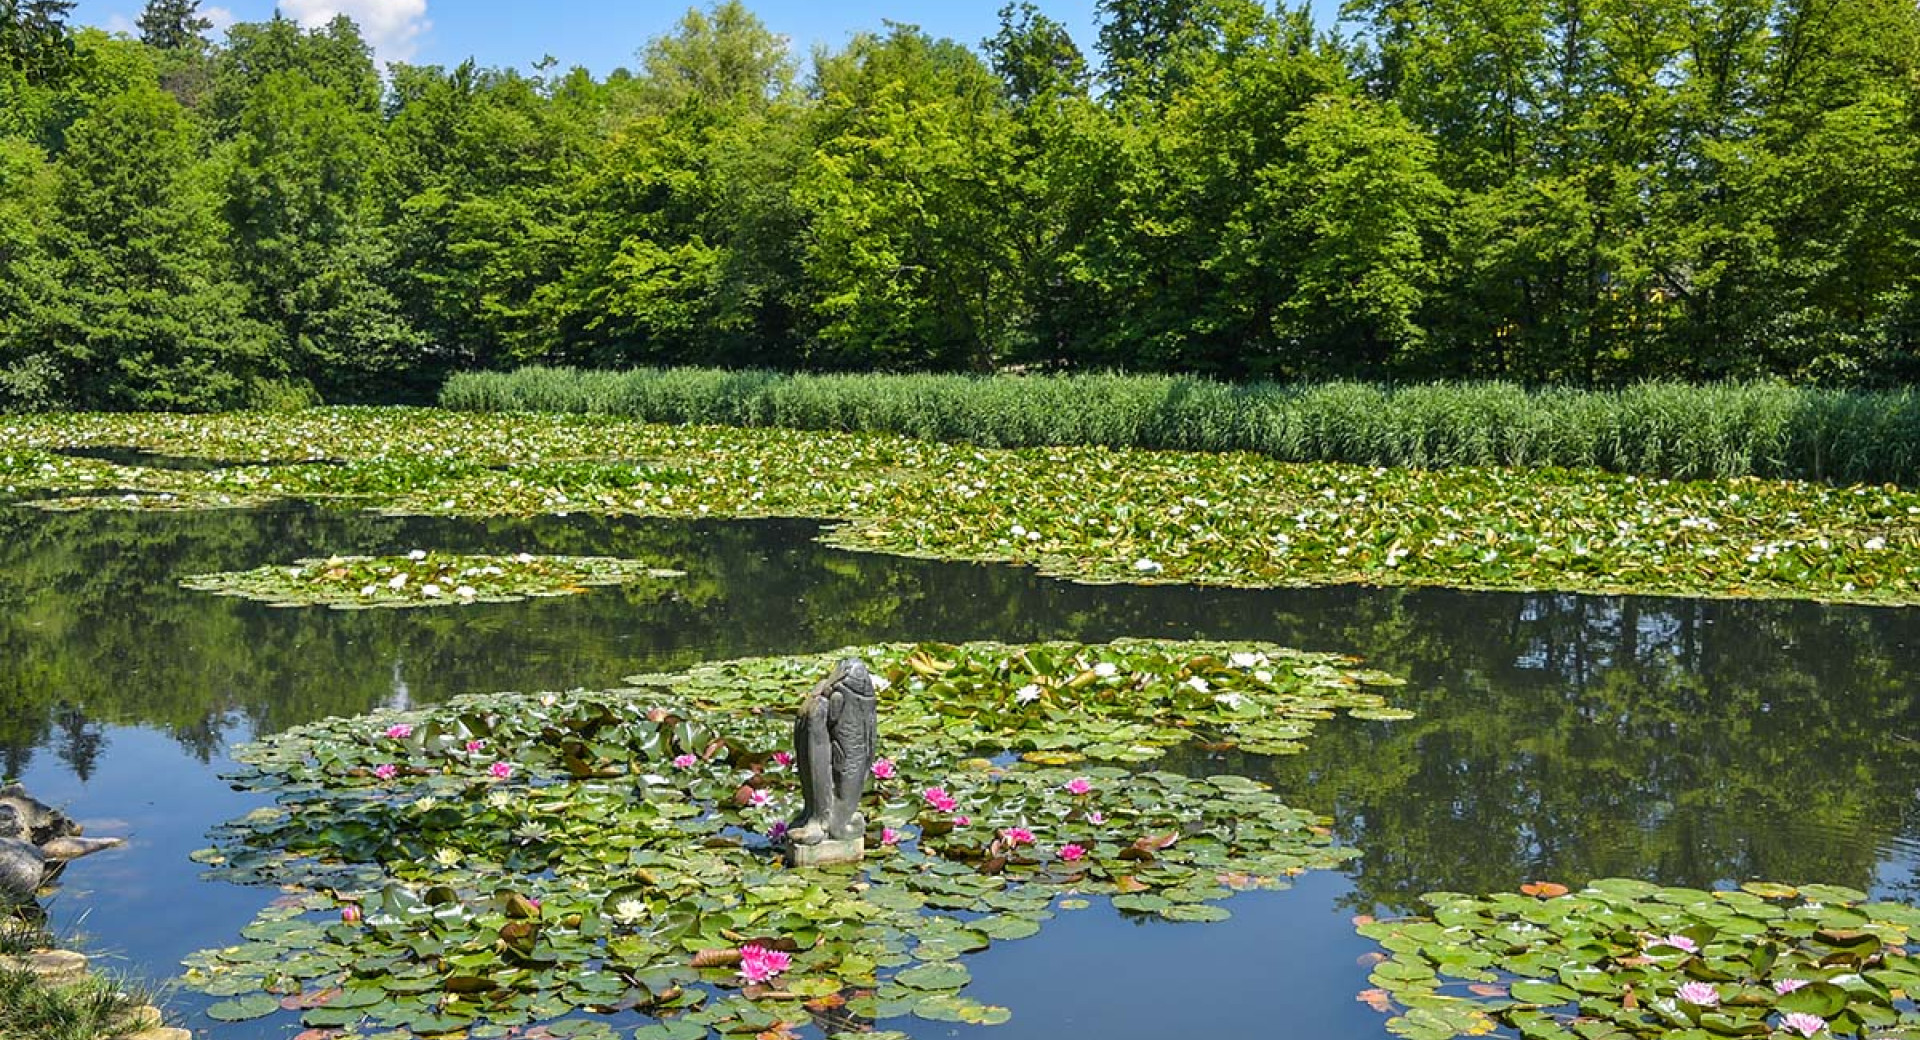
[4,502,1920,1039]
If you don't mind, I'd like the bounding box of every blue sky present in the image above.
[72,0,1109,74]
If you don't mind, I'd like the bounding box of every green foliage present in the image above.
[181,639,1382,1035]
[0,0,1917,404]
[3,407,1919,605]
[442,368,1920,485]
[1358,881,1920,1040]
[182,551,684,608]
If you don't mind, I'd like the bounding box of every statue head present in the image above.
[831,658,875,701]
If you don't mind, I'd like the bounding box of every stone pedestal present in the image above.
[785,836,864,867]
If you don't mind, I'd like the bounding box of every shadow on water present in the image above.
[2,501,1919,1037]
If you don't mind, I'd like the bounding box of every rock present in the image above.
[113,1029,192,1040]
[0,948,90,985]
[786,834,865,867]
[117,1005,166,1032]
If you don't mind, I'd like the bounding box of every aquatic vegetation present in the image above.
[1356,879,1920,1040]
[180,552,684,609]
[2,409,1917,604]
[182,640,1401,1036]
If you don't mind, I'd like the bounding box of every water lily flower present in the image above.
[749,789,772,807]
[672,754,698,769]
[1057,843,1087,862]
[515,552,535,564]
[1184,676,1210,693]
[767,821,788,842]
[871,758,897,780]
[772,751,794,767]
[1779,1012,1826,1037]
[489,762,513,779]
[1229,652,1267,669]
[1064,777,1093,796]
[1773,979,1809,995]
[871,673,891,692]
[373,764,398,781]
[880,826,902,845]
[737,944,792,985]
[1015,684,1041,705]
[359,584,377,597]
[611,898,646,923]
[1087,811,1106,824]
[922,787,958,812]
[340,904,362,925]
[384,724,414,740]
[952,814,970,826]
[1000,826,1035,846]
[422,584,443,598]
[388,573,409,590]
[455,585,477,599]
[1133,558,1162,574]
[1866,537,1887,551]
[1658,934,1698,954]
[465,740,486,753]
[1093,662,1118,678]
[1676,981,1719,1007]
[408,549,428,561]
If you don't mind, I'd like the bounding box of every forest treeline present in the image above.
[1,0,1916,410]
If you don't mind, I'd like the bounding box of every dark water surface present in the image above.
[4,503,1919,1038]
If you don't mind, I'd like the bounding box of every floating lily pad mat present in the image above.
[1357,878,1920,1040]
[180,552,685,609]
[183,640,1410,1037]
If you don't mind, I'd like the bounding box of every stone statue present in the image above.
[785,658,878,866]
[1,785,124,906]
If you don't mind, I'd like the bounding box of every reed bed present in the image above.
[441,367,1920,486]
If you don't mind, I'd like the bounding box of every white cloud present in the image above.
[204,6,238,35]
[105,13,136,34]
[279,0,430,63]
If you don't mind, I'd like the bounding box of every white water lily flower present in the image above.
[408,549,427,561]
[1093,662,1118,678]
[433,847,461,867]
[612,898,647,923]
[1011,524,1027,538]
[360,584,377,597]
[422,584,442,598]
[1254,669,1273,683]
[1215,692,1247,710]
[871,673,891,692]
[455,585,477,599]
[1185,676,1210,693]
[388,573,408,590]
[1015,684,1042,704]
[1134,558,1163,573]
[516,552,535,564]
[1866,537,1887,550]
[1228,652,1267,669]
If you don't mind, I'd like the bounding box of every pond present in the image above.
[4,502,1920,1039]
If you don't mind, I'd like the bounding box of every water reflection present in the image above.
[2,504,1919,1003]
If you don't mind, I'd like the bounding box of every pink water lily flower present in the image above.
[1064,777,1093,796]
[749,789,773,807]
[871,758,897,780]
[1676,981,1719,1007]
[1779,1012,1826,1037]
[339,904,362,925]
[672,754,698,769]
[922,786,958,813]
[372,764,398,781]
[737,944,792,985]
[772,751,794,767]
[880,827,902,845]
[384,724,414,740]
[1000,826,1036,846]
[489,761,514,779]
[464,739,486,753]
[1659,934,1698,953]
[952,814,970,826]
[1057,843,1087,862]
[1773,978,1810,995]
[1087,811,1106,824]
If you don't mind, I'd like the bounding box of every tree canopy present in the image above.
[0,0,1914,410]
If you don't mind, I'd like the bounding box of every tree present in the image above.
[137,0,211,52]
[39,83,276,408]
[1,0,77,83]
[984,2,1088,108]
[636,0,793,111]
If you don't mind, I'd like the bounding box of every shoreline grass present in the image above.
[441,367,1920,487]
